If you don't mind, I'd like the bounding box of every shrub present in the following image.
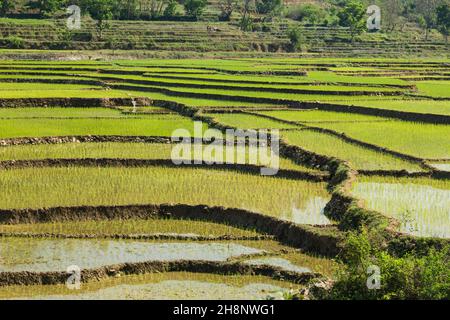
[287,27,305,52]
[183,0,207,20]
[4,36,25,49]
[287,4,328,26]
[163,0,178,18]
[327,229,450,300]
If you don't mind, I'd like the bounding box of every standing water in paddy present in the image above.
[353,177,450,238]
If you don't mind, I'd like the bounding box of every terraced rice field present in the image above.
[0,57,449,299]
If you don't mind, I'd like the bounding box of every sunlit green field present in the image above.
[0,57,448,300]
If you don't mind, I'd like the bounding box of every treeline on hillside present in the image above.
[286,0,449,41]
[0,0,449,42]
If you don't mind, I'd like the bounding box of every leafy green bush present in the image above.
[183,0,207,20]
[4,35,25,49]
[327,230,450,300]
[287,4,328,25]
[287,27,305,52]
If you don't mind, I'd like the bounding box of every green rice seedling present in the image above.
[0,143,319,173]
[0,115,206,138]
[203,113,298,129]
[0,166,330,224]
[333,100,450,116]
[415,81,450,98]
[0,89,132,99]
[310,121,450,159]
[0,218,262,238]
[282,130,424,172]
[0,82,101,91]
[0,107,126,118]
[352,176,450,238]
[256,110,386,123]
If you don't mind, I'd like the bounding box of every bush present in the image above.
[287,27,305,52]
[287,4,328,26]
[183,0,207,20]
[327,230,450,300]
[4,36,25,49]
[163,0,178,18]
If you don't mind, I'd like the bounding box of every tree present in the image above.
[337,0,366,41]
[239,0,255,31]
[415,0,441,40]
[287,4,327,26]
[183,0,207,20]
[383,0,404,31]
[117,0,139,20]
[287,26,305,52]
[255,0,282,15]
[0,0,13,16]
[82,0,114,39]
[163,0,178,18]
[26,0,64,17]
[436,3,450,42]
[218,0,237,21]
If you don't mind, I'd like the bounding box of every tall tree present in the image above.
[26,0,64,17]
[81,0,114,39]
[218,0,237,21]
[338,0,366,41]
[240,0,255,31]
[415,0,442,40]
[436,2,450,42]
[183,0,207,20]
[383,0,404,31]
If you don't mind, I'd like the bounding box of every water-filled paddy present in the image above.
[352,177,450,238]
[429,163,450,172]
[244,257,311,273]
[0,272,299,300]
[0,238,264,272]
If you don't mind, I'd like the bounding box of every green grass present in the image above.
[282,130,424,172]
[0,89,131,98]
[0,166,330,224]
[204,113,298,129]
[0,107,127,118]
[129,84,404,102]
[0,218,262,238]
[415,81,450,98]
[333,100,450,116]
[0,142,319,173]
[353,176,450,238]
[256,110,386,123]
[0,82,101,91]
[0,115,206,138]
[310,121,450,159]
